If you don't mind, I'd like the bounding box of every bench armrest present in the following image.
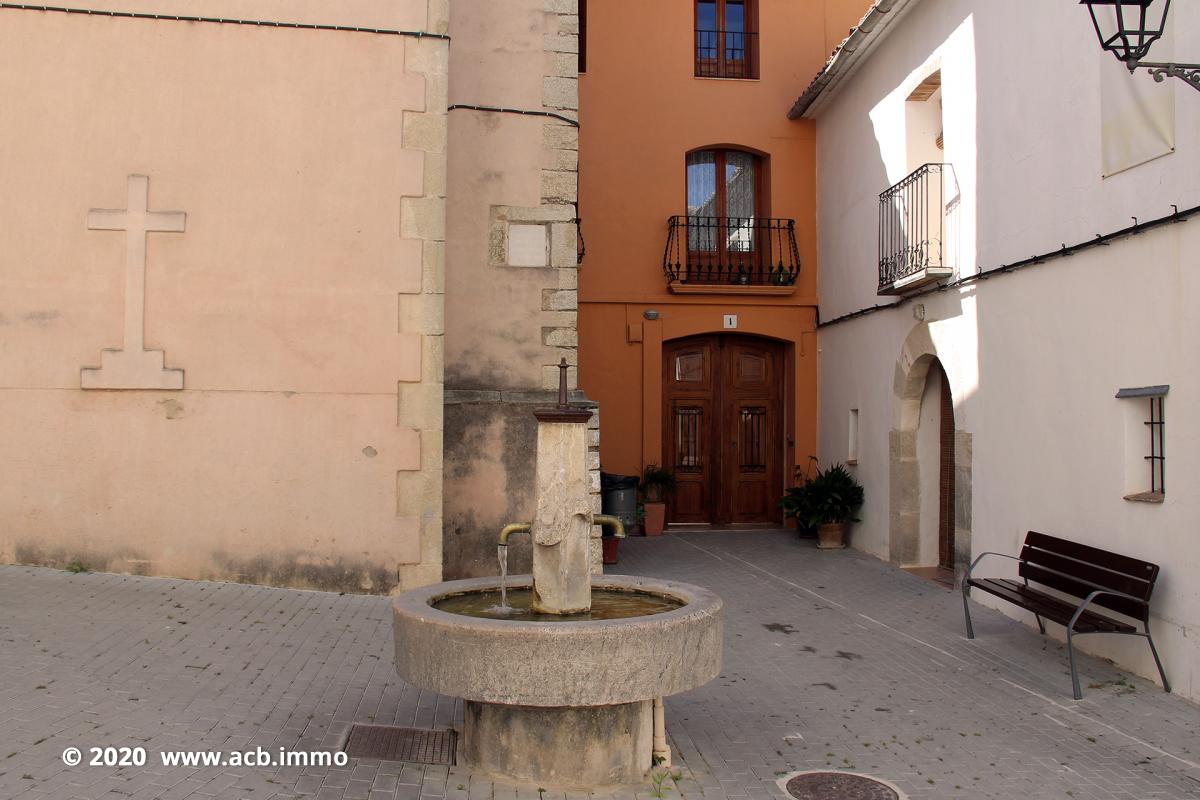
[964,551,1021,581]
[1068,589,1150,631]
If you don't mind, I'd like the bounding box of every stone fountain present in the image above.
[392,362,723,787]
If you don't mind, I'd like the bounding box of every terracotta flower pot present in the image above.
[602,536,619,565]
[643,502,667,536]
[817,522,848,550]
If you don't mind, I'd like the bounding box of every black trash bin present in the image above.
[600,472,640,536]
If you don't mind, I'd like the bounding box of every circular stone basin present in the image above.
[433,587,684,621]
[392,574,723,708]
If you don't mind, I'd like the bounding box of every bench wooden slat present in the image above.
[1025,531,1159,584]
[967,578,1137,633]
[1019,544,1153,599]
[1019,532,1158,620]
[1018,562,1148,621]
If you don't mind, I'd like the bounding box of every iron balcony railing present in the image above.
[574,217,585,265]
[695,29,758,79]
[878,163,950,293]
[664,216,799,286]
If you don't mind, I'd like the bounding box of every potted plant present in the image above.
[640,464,676,536]
[781,481,816,537]
[781,457,819,537]
[795,463,864,550]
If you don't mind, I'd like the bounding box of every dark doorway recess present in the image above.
[663,334,785,525]
[935,360,955,570]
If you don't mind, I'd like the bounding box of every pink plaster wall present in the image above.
[0,3,442,591]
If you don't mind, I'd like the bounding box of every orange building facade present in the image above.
[579,0,866,526]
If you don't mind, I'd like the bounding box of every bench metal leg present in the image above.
[1145,622,1172,694]
[1066,628,1083,700]
[961,580,975,639]
[1034,614,1046,635]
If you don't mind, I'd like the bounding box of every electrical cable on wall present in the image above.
[448,104,579,128]
[0,3,450,39]
[819,203,1199,328]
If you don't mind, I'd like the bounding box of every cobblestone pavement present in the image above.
[2,531,1198,800]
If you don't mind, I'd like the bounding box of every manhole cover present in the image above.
[343,724,456,765]
[784,771,900,800]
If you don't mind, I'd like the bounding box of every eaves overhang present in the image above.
[787,0,923,120]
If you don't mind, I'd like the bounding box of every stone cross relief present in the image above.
[82,175,186,390]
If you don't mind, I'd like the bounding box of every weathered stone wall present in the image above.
[0,0,447,592]
[443,0,589,579]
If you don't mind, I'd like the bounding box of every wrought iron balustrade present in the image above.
[878,163,952,294]
[664,216,799,287]
[574,217,585,265]
[695,29,758,78]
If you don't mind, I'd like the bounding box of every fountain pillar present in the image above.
[530,359,594,615]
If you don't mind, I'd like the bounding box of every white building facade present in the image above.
[797,0,1200,700]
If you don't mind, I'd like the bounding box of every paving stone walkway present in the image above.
[2,531,1198,800]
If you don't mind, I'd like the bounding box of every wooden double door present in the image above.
[663,334,785,525]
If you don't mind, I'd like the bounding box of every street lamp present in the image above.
[1081,0,1200,91]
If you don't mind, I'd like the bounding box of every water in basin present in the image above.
[433,588,684,621]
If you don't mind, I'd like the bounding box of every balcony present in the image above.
[878,163,954,295]
[664,216,799,293]
[695,29,758,79]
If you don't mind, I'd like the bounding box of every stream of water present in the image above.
[497,544,509,609]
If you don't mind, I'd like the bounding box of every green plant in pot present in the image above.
[640,464,676,536]
[796,463,864,550]
[781,481,816,536]
[781,458,819,537]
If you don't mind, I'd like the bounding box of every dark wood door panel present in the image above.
[669,399,711,524]
[664,338,716,525]
[664,334,784,526]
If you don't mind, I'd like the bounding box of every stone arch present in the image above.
[888,323,972,571]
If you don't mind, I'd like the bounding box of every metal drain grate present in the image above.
[343,724,457,765]
[784,771,900,800]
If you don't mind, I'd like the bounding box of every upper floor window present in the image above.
[695,0,758,79]
[687,148,761,225]
[666,148,799,288]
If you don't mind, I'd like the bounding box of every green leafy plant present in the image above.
[64,560,89,574]
[780,481,815,528]
[771,266,797,286]
[788,463,863,528]
[641,464,677,503]
[648,764,683,798]
[780,456,820,531]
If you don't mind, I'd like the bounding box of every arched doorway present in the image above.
[916,359,955,570]
[663,334,785,525]
[890,323,971,573]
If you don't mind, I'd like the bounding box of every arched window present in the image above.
[686,148,762,256]
[667,148,794,287]
[687,149,760,221]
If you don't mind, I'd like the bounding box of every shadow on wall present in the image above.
[825,8,980,574]
[443,402,539,579]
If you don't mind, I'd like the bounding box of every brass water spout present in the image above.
[594,515,626,538]
[498,523,531,546]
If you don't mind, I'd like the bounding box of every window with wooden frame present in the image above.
[683,148,769,282]
[695,0,758,79]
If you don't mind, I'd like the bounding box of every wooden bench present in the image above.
[962,531,1170,700]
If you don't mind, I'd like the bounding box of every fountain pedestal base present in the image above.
[463,699,653,788]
